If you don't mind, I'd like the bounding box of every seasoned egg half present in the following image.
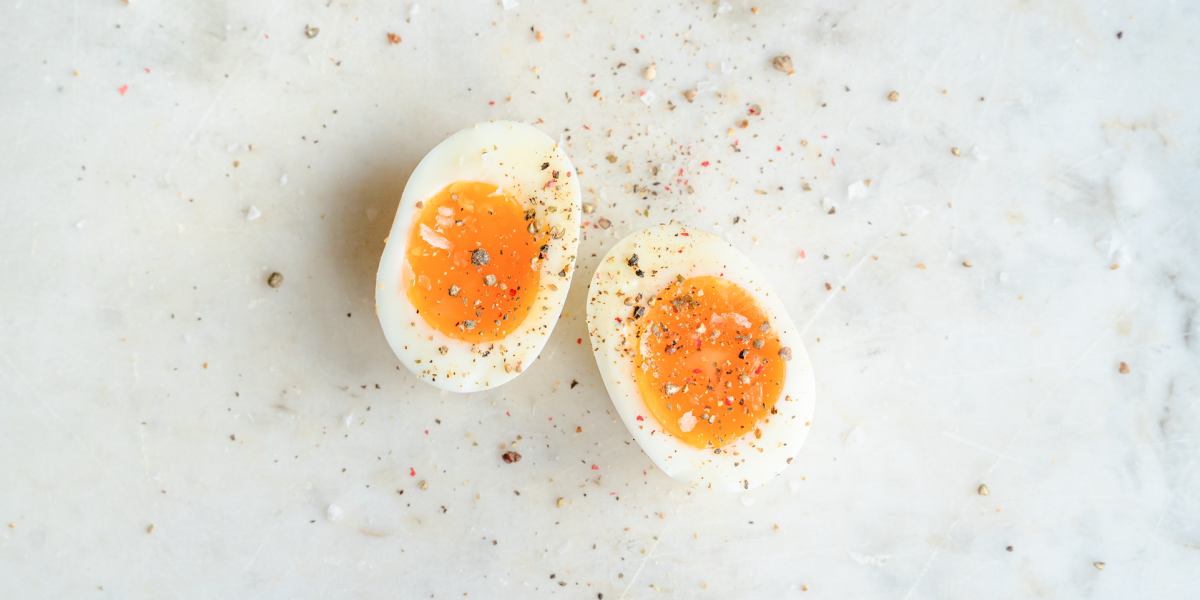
[376,121,581,391]
[586,225,815,492]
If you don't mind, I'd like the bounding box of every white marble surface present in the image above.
[1,1,1198,598]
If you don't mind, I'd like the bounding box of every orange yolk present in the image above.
[404,181,544,342]
[633,276,785,449]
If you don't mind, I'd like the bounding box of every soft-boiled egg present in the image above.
[586,225,815,492]
[376,121,581,391]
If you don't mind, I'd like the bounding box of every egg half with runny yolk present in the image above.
[586,225,815,492]
[376,121,581,391]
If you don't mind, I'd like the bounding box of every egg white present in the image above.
[376,121,581,391]
[586,225,815,492]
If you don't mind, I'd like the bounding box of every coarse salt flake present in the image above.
[847,180,870,200]
[678,411,697,433]
[420,223,453,250]
[326,504,344,522]
[903,205,930,219]
[246,205,262,221]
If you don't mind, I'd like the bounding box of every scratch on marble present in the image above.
[138,423,151,479]
[900,512,963,600]
[929,331,1192,380]
[941,431,1042,469]
[799,235,892,337]
[0,291,121,311]
[243,516,281,572]
[1139,456,1195,592]
[0,349,147,525]
[904,310,1121,599]
[0,347,190,595]
[973,11,1014,139]
[618,496,689,600]
[164,0,291,181]
[1042,147,1122,193]
[319,8,344,75]
[983,322,1116,481]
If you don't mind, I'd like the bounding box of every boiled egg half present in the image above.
[376,121,581,391]
[586,225,815,492]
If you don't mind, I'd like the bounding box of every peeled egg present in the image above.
[376,121,581,391]
[586,225,815,492]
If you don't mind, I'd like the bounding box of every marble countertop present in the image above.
[2,1,1197,598]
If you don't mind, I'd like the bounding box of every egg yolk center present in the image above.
[404,181,544,342]
[633,276,785,449]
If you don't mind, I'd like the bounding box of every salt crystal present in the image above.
[971,146,988,161]
[246,205,262,221]
[1097,229,1122,258]
[502,0,518,9]
[696,80,717,93]
[488,185,504,197]
[409,4,420,17]
[847,180,870,200]
[789,480,801,495]
[420,223,453,250]
[678,411,697,433]
[326,504,344,522]
[640,90,657,105]
[343,413,353,428]
[821,197,835,212]
[717,1,733,14]
[850,552,888,567]
[280,174,288,186]
[903,205,929,219]
[76,220,86,229]
[844,426,865,455]
[998,272,1009,283]
[720,62,733,74]
[740,496,755,506]
[226,143,247,153]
